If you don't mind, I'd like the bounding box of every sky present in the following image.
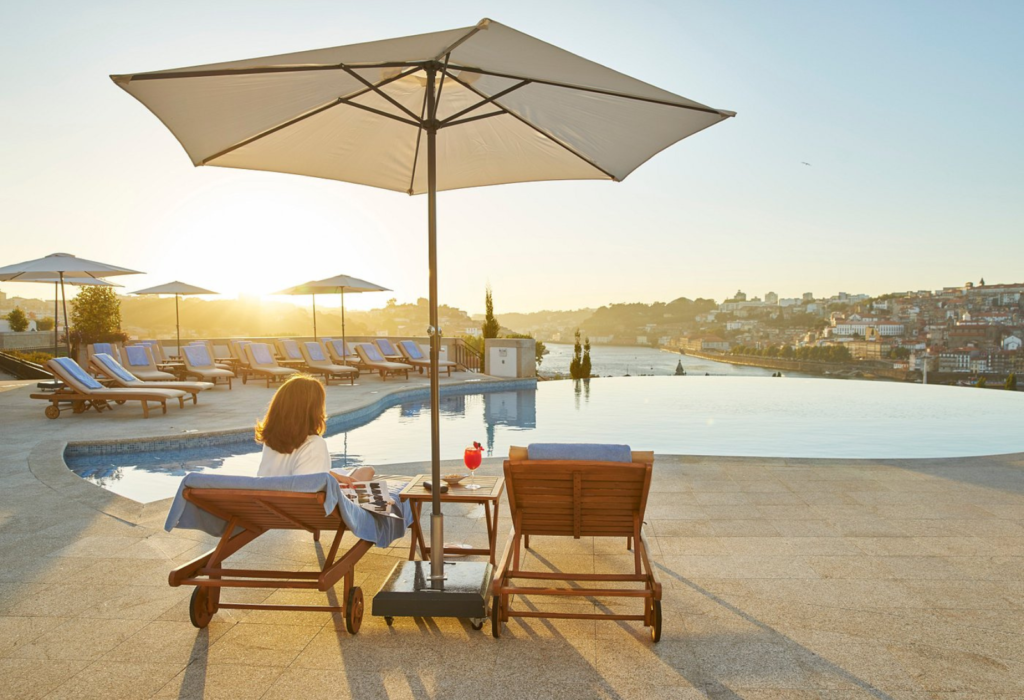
[1,0,1022,315]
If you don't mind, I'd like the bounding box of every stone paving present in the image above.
[1,373,1023,698]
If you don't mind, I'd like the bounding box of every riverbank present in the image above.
[680,348,915,381]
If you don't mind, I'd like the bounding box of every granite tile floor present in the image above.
[0,376,1023,698]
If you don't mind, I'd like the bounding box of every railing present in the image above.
[449,338,481,373]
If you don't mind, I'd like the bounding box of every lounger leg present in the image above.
[141,400,150,419]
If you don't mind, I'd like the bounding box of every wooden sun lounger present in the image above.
[182,345,235,389]
[397,340,456,377]
[373,338,405,362]
[491,445,662,641]
[89,353,213,405]
[354,343,411,381]
[298,341,358,385]
[325,339,363,371]
[169,487,371,633]
[244,342,299,387]
[122,345,177,381]
[32,358,187,419]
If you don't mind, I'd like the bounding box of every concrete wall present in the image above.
[484,338,536,378]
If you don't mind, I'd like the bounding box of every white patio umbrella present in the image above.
[0,253,141,357]
[273,281,324,339]
[111,18,734,598]
[4,276,122,359]
[129,281,217,355]
[309,274,390,352]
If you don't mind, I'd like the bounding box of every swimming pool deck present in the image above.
[1,373,1023,698]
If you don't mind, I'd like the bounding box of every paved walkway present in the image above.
[1,374,1023,698]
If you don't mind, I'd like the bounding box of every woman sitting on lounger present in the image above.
[256,375,374,482]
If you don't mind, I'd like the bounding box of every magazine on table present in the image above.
[334,476,402,519]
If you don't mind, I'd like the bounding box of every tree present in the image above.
[36,316,54,332]
[482,287,501,339]
[5,307,29,332]
[70,287,126,355]
[569,329,585,379]
[581,336,592,378]
[1006,373,1017,391]
[504,331,548,366]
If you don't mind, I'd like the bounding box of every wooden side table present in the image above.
[399,474,505,564]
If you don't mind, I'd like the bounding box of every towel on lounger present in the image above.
[164,472,413,548]
[527,443,633,463]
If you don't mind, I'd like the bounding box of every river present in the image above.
[538,343,811,378]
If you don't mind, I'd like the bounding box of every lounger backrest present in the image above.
[213,344,232,360]
[399,340,425,360]
[358,343,385,363]
[124,345,154,368]
[504,444,653,540]
[93,353,140,385]
[183,344,213,369]
[376,338,398,356]
[303,341,327,363]
[248,343,275,367]
[49,357,104,392]
[281,339,302,360]
[91,342,114,357]
[231,340,252,366]
[328,339,354,359]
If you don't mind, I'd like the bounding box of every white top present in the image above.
[257,434,331,477]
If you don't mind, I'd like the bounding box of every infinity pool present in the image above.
[66,376,1024,503]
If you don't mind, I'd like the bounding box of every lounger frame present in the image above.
[169,488,369,633]
[491,448,662,641]
[354,343,411,381]
[29,386,180,419]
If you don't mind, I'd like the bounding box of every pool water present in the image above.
[66,376,1024,503]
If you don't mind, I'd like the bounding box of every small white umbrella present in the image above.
[0,253,141,357]
[112,17,734,594]
[274,281,325,339]
[308,274,390,352]
[129,281,217,355]
[4,276,122,358]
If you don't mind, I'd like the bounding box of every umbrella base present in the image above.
[372,561,492,622]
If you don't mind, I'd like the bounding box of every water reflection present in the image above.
[483,390,538,453]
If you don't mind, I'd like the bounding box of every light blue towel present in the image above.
[93,342,114,356]
[183,345,211,367]
[360,343,384,362]
[164,472,413,548]
[51,357,104,390]
[95,354,138,384]
[282,340,302,359]
[376,338,398,355]
[399,340,425,360]
[527,443,633,463]
[251,343,274,365]
[125,346,150,367]
[304,342,326,362]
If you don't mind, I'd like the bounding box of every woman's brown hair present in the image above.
[255,374,326,454]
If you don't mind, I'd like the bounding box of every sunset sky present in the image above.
[2,1,1022,315]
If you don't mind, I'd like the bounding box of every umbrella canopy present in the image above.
[112,18,734,589]
[0,253,141,357]
[274,280,323,339]
[129,281,218,354]
[308,275,390,351]
[4,276,122,358]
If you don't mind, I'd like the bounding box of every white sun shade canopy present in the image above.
[130,281,217,296]
[308,274,391,294]
[111,18,735,194]
[12,275,123,287]
[0,253,141,281]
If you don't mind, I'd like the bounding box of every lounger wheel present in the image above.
[470,618,485,631]
[189,586,214,629]
[72,401,87,414]
[650,599,662,643]
[44,405,60,419]
[384,616,394,627]
[491,595,502,638]
[115,400,126,405]
[345,586,363,634]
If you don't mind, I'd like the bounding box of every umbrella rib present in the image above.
[112,61,423,83]
[444,72,618,181]
[340,66,420,121]
[442,110,506,128]
[446,64,732,117]
[200,67,423,165]
[438,78,529,126]
[432,23,488,62]
[406,77,431,195]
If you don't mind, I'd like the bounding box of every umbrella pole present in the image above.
[175,294,181,359]
[426,65,444,585]
[312,293,317,340]
[60,272,70,359]
[53,282,59,358]
[340,289,346,363]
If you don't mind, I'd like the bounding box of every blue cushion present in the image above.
[360,343,384,362]
[251,343,274,365]
[400,340,424,360]
[125,346,150,367]
[52,357,104,391]
[376,338,397,355]
[282,340,302,359]
[95,354,138,384]
[527,443,633,463]
[92,342,113,356]
[183,345,211,367]
[304,342,326,362]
